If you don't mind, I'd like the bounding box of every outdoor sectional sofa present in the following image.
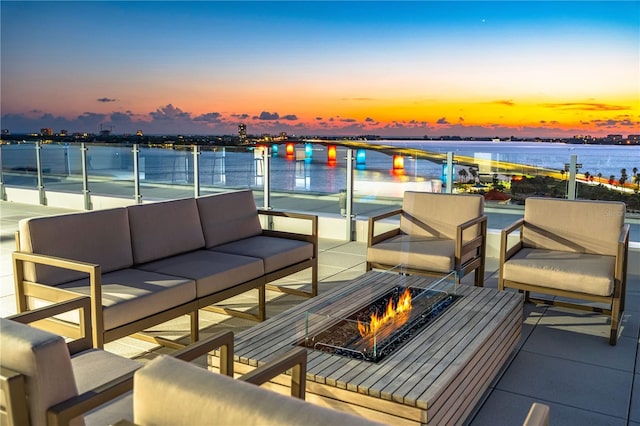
[12,189,318,348]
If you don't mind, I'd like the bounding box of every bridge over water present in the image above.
[299,139,566,180]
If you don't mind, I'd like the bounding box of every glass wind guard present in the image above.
[300,271,459,363]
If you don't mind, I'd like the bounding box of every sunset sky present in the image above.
[1,1,639,137]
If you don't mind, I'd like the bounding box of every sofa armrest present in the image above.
[7,296,93,354]
[172,330,234,376]
[12,251,104,348]
[368,208,402,247]
[239,347,307,399]
[258,209,318,243]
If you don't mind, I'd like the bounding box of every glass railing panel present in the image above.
[267,143,343,214]
[1,142,39,189]
[39,143,83,194]
[82,144,139,200]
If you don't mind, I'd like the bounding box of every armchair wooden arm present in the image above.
[12,250,105,348]
[455,215,487,286]
[523,403,550,426]
[45,330,238,426]
[367,208,402,247]
[239,347,307,399]
[7,296,93,354]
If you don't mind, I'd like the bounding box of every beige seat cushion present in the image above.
[197,190,263,248]
[367,235,455,272]
[18,208,133,285]
[127,198,205,264]
[72,350,139,426]
[0,318,79,426]
[136,250,264,298]
[133,355,383,426]
[211,236,313,273]
[57,269,196,330]
[502,248,616,296]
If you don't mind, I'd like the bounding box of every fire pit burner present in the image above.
[300,285,461,363]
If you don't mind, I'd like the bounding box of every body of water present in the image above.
[1,140,638,197]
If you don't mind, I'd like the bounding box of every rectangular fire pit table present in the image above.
[209,271,523,425]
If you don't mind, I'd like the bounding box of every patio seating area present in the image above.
[1,199,639,425]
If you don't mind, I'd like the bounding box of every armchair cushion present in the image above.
[501,248,616,296]
[0,318,78,426]
[366,235,456,273]
[400,191,484,240]
[522,198,625,256]
[18,208,133,285]
[133,355,380,426]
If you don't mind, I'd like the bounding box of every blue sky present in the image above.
[1,1,639,137]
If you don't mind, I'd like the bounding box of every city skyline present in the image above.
[1,1,639,138]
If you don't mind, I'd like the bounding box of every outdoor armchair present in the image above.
[0,296,234,426]
[367,191,487,286]
[114,350,385,426]
[499,197,629,345]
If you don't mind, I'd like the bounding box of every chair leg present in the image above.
[190,310,199,343]
[609,295,622,346]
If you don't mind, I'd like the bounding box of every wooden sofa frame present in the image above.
[12,194,318,349]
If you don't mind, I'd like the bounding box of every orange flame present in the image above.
[358,288,412,338]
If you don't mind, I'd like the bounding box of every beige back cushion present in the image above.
[133,355,381,426]
[400,191,484,240]
[197,190,262,248]
[18,208,133,285]
[0,318,81,426]
[127,198,205,264]
[523,197,625,256]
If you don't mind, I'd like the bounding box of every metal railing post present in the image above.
[133,144,142,204]
[446,151,454,194]
[345,148,355,241]
[567,154,579,200]
[35,141,46,205]
[193,145,201,198]
[0,144,6,201]
[263,147,271,210]
[81,143,92,210]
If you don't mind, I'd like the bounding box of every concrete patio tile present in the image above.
[533,305,636,346]
[318,239,366,255]
[522,324,637,371]
[318,250,367,270]
[0,294,17,316]
[631,374,640,423]
[469,389,627,426]
[495,351,633,418]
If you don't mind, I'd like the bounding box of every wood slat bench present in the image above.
[210,271,523,425]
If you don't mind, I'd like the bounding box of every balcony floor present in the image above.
[1,200,638,426]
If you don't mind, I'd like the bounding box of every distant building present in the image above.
[238,123,247,144]
[136,130,144,137]
[1,129,9,136]
[628,135,639,143]
[59,129,68,137]
[40,128,53,136]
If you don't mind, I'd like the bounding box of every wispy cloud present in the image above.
[97,97,116,103]
[491,100,515,107]
[542,102,629,111]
